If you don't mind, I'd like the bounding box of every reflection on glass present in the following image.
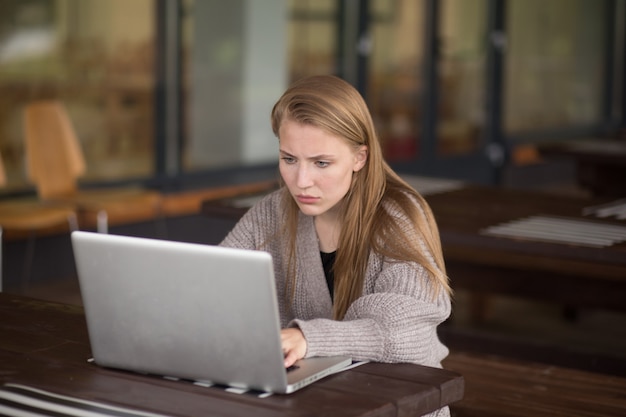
[368,0,424,162]
[438,0,486,156]
[182,0,288,173]
[287,0,337,80]
[505,0,607,134]
[0,0,155,188]
[181,0,338,174]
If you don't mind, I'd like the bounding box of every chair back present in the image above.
[24,100,86,199]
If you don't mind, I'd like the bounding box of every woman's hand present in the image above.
[281,327,307,368]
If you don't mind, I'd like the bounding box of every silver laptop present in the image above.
[71,231,351,394]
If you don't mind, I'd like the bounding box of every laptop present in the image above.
[71,231,351,394]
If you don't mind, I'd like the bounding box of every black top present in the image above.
[320,251,336,302]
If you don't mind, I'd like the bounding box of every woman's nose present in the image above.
[296,166,313,189]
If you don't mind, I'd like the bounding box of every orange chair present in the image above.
[23,100,163,234]
[0,153,77,292]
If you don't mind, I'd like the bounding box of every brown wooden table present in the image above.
[442,351,626,417]
[0,293,464,416]
[425,185,626,313]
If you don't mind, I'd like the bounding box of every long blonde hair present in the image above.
[271,75,450,320]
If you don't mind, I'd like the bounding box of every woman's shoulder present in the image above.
[381,185,423,217]
[239,187,279,206]
[221,188,284,247]
[378,185,434,240]
[255,188,283,208]
[243,188,285,219]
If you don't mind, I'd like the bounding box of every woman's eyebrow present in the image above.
[307,154,335,161]
[279,150,335,160]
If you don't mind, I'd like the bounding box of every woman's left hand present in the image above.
[280,327,307,368]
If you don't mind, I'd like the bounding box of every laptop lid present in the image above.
[71,231,350,394]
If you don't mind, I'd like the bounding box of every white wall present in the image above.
[188,0,287,169]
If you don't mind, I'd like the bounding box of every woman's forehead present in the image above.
[279,121,353,155]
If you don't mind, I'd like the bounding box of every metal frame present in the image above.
[154,0,183,184]
[148,0,625,188]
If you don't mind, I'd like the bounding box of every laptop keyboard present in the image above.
[286,365,300,373]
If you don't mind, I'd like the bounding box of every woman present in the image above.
[220,75,451,410]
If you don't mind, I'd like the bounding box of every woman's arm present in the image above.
[291,258,451,367]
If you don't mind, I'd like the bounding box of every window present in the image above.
[0,0,156,187]
[505,0,609,134]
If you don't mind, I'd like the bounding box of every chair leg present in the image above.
[19,213,78,294]
[68,212,79,232]
[21,231,36,294]
[97,210,108,234]
[154,201,168,238]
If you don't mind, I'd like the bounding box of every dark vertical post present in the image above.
[154,0,182,186]
[484,0,506,185]
[337,0,369,98]
[614,2,626,133]
[336,0,346,79]
[603,0,617,131]
[355,0,370,99]
[420,0,439,161]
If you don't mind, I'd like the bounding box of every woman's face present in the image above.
[278,119,367,220]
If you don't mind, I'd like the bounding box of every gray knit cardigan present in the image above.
[221,191,451,417]
[219,189,451,369]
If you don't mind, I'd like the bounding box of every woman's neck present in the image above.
[315,214,340,253]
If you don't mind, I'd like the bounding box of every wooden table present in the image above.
[443,351,626,417]
[425,185,626,313]
[0,293,464,416]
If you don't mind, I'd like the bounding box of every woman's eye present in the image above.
[315,161,330,168]
[281,157,296,164]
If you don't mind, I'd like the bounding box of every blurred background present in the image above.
[1,0,625,381]
[0,0,623,194]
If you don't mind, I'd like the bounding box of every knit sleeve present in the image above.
[292,257,450,367]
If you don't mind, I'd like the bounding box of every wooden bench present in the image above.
[443,351,626,417]
[0,179,277,239]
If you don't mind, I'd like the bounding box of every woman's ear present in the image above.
[353,146,368,172]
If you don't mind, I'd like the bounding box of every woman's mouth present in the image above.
[296,194,319,204]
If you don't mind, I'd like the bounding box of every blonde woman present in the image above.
[221,74,451,416]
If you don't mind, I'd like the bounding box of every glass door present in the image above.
[367,0,496,184]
